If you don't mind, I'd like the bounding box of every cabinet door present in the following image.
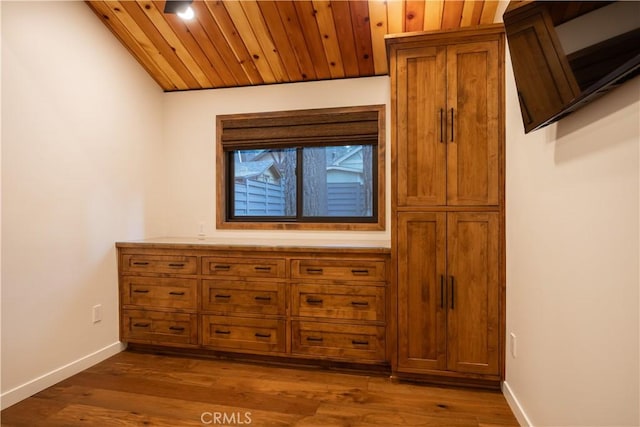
[396,46,447,207]
[446,41,500,206]
[397,212,447,371]
[446,212,500,375]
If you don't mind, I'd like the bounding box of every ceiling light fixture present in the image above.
[164,0,194,20]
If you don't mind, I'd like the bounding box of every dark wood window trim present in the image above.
[216,105,386,231]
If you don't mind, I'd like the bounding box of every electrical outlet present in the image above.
[198,221,206,239]
[510,332,517,358]
[92,304,103,323]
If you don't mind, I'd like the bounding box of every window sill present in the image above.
[216,219,385,232]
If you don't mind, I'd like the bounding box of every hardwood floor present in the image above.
[1,350,518,426]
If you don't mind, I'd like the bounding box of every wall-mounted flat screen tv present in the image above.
[503,1,639,133]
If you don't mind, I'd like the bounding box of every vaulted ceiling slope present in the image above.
[86,1,503,91]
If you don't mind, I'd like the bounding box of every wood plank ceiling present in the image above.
[86,1,503,92]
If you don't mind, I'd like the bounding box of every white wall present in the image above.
[163,77,391,244]
[504,51,640,427]
[1,1,165,408]
[2,2,637,423]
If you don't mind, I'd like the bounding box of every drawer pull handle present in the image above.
[215,330,231,335]
[133,289,149,294]
[305,297,323,304]
[352,340,369,346]
[306,268,323,274]
[168,263,185,267]
[215,294,231,299]
[351,301,369,306]
[306,336,323,342]
[169,291,185,296]
[254,332,271,338]
[132,262,149,266]
[214,265,231,271]
[254,266,272,272]
[351,269,370,275]
[169,326,185,331]
[133,322,150,328]
[254,296,272,301]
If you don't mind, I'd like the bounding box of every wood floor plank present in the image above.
[34,385,300,427]
[0,396,67,426]
[67,371,320,417]
[1,350,518,426]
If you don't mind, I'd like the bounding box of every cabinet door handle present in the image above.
[440,108,444,143]
[214,265,230,271]
[169,326,185,332]
[254,266,272,272]
[352,340,369,346]
[450,276,455,309]
[306,268,323,275]
[169,291,185,296]
[254,332,271,338]
[450,108,454,142]
[214,294,231,299]
[440,275,445,308]
[306,336,323,342]
[133,289,149,294]
[305,297,323,304]
[215,329,231,335]
[351,269,370,275]
[254,296,272,301]
[168,263,184,268]
[133,322,150,328]
[351,301,369,307]
[132,261,149,266]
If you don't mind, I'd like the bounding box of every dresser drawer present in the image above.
[292,284,384,322]
[201,315,285,353]
[202,257,285,279]
[122,310,198,346]
[291,259,385,282]
[202,280,285,316]
[121,254,197,275]
[122,277,197,310]
[292,321,385,362]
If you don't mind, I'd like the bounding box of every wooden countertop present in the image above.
[116,237,391,254]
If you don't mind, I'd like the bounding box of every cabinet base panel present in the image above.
[125,343,391,376]
[392,372,501,390]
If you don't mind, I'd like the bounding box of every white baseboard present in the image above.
[1,341,125,410]
[502,380,534,427]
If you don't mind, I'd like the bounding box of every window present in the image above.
[217,105,385,231]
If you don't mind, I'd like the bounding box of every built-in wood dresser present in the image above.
[116,238,391,369]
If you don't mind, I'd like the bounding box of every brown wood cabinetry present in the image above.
[397,212,500,376]
[290,258,387,363]
[201,315,286,354]
[122,310,198,347]
[117,242,390,368]
[393,32,500,207]
[387,25,505,386]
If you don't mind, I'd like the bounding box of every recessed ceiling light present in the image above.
[163,1,194,20]
[177,6,194,20]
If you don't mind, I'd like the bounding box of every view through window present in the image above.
[231,145,374,220]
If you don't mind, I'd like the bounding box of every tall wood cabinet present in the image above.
[387,25,505,386]
[396,39,500,207]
